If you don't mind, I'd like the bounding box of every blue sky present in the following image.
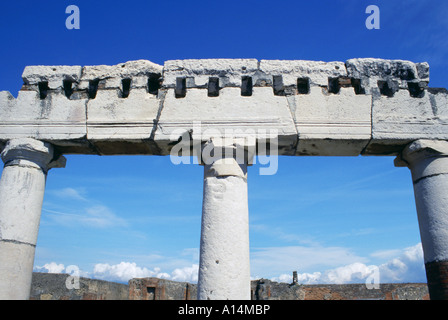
[0,0,447,284]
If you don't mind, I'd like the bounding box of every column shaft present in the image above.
[0,138,64,299]
[395,140,448,300]
[197,141,251,300]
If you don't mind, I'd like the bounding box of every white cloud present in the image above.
[92,262,165,283]
[270,243,426,285]
[50,187,87,201]
[34,244,426,286]
[33,262,90,278]
[35,260,199,284]
[370,248,402,261]
[44,185,128,229]
[171,264,199,283]
[250,245,368,278]
[34,262,65,274]
[319,262,378,284]
[83,205,128,228]
[91,262,199,283]
[377,243,425,283]
[43,205,127,229]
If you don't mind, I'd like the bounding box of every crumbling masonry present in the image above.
[0,58,448,300]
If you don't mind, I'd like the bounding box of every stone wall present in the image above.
[30,272,129,300]
[251,279,429,300]
[129,277,197,300]
[29,273,429,300]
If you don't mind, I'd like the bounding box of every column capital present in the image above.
[199,138,255,179]
[1,138,66,172]
[395,139,448,184]
[395,139,448,167]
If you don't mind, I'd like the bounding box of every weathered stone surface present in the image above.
[163,59,259,88]
[395,140,448,300]
[86,88,160,154]
[259,59,347,87]
[198,141,251,300]
[79,60,163,90]
[251,279,305,300]
[30,273,429,300]
[346,58,429,95]
[0,58,444,156]
[81,60,163,154]
[0,138,62,300]
[155,87,297,155]
[425,260,448,300]
[365,89,448,155]
[292,87,372,156]
[397,141,448,261]
[346,58,428,81]
[300,283,429,300]
[259,59,364,154]
[30,272,129,300]
[128,277,196,300]
[22,65,82,89]
[0,90,87,142]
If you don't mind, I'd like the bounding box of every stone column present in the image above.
[395,139,448,300]
[197,139,252,300]
[0,138,65,300]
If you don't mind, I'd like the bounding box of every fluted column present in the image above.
[197,139,253,300]
[0,138,65,300]
[395,139,448,300]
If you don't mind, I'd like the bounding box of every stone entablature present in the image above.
[0,58,445,156]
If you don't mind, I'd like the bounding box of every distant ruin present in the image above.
[30,272,429,300]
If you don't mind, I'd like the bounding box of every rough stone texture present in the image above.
[163,59,259,88]
[259,59,347,88]
[0,242,36,300]
[293,87,371,156]
[251,279,305,300]
[425,260,448,300]
[0,139,62,300]
[86,88,160,155]
[367,90,448,155]
[1,58,443,156]
[0,90,87,147]
[197,142,251,300]
[395,140,448,300]
[300,283,429,300]
[395,140,448,264]
[155,87,297,155]
[3,65,88,151]
[22,65,83,89]
[30,273,429,300]
[198,173,250,300]
[30,272,129,300]
[346,58,429,92]
[251,279,429,300]
[79,60,163,91]
[82,60,163,155]
[129,277,196,300]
